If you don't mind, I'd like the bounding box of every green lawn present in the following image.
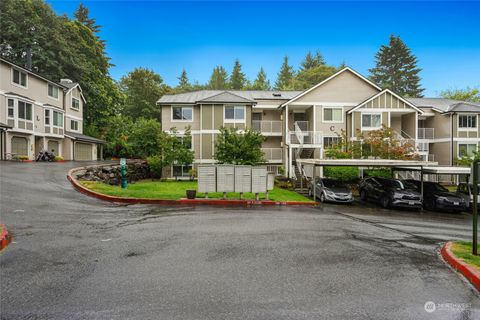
[80,180,312,202]
[451,241,480,270]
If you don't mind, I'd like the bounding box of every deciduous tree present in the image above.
[214,127,265,165]
[440,87,480,102]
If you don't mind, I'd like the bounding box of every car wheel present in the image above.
[320,193,326,203]
[381,196,390,209]
[425,199,436,211]
[360,190,367,201]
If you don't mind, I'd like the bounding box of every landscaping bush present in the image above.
[13,155,29,161]
[147,155,162,179]
[188,168,197,180]
[364,168,392,178]
[324,166,359,182]
[54,156,64,162]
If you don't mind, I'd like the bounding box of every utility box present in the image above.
[198,165,216,194]
[216,165,235,193]
[251,166,268,193]
[234,165,252,193]
[267,172,275,191]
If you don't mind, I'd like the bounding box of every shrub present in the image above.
[147,155,162,179]
[13,155,29,161]
[188,168,197,180]
[54,156,64,162]
[277,165,285,176]
[364,168,392,178]
[324,166,359,182]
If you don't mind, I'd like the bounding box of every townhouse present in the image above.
[0,58,104,161]
[158,67,480,179]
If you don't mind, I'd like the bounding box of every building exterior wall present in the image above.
[430,142,452,166]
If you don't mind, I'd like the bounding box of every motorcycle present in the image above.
[36,149,56,162]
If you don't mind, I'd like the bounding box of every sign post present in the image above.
[472,161,478,255]
[120,158,128,189]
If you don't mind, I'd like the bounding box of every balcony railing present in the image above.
[287,131,323,145]
[252,120,282,135]
[418,128,434,139]
[262,148,283,161]
[416,141,429,152]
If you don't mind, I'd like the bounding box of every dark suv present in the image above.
[359,177,422,209]
[405,180,466,213]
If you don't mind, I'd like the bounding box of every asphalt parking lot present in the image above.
[0,161,479,319]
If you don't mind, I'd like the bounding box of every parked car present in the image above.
[359,177,422,209]
[404,180,466,213]
[456,182,480,210]
[308,178,354,204]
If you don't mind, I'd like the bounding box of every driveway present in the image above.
[0,161,479,319]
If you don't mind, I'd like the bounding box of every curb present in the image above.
[67,166,317,207]
[441,241,480,291]
[0,224,12,251]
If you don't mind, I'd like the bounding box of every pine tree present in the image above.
[300,50,325,71]
[338,60,347,69]
[250,67,270,90]
[176,69,191,93]
[74,2,100,33]
[229,59,247,90]
[208,66,228,89]
[369,35,424,97]
[275,56,295,90]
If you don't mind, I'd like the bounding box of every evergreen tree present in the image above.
[229,59,247,89]
[369,35,424,97]
[293,65,337,90]
[250,67,270,90]
[176,69,191,93]
[74,2,100,33]
[275,56,295,90]
[208,66,229,89]
[338,60,347,69]
[300,50,325,71]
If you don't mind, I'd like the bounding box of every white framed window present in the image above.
[172,164,193,177]
[48,83,59,99]
[172,106,193,121]
[224,106,245,123]
[53,110,63,127]
[45,109,51,125]
[458,143,477,158]
[458,114,477,131]
[322,107,343,123]
[18,101,33,121]
[7,99,14,118]
[70,119,79,131]
[12,68,27,87]
[361,113,382,130]
[72,97,80,110]
[323,136,341,148]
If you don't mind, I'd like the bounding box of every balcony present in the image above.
[262,148,283,161]
[293,121,309,131]
[252,120,282,135]
[418,128,434,140]
[287,131,323,145]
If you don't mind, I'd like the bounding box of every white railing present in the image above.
[294,121,309,131]
[418,128,434,140]
[416,142,429,152]
[262,148,283,161]
[252,120,282,135]
[288,131,323,145]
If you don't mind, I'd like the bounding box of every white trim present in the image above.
[321,106,344,123]
[347,89,424,114]
[313,105,316,132]
[70,119,80,132]
[281,67,381,107]
[65,114,83,121]
[457,141,478,158]
[11,67,28,89]
[289,102,357,107]
[360,112,382,130]
[351,108,416,113]
[171,105,194,122]
[71,97,81,111]
[47,83,60,101]
[223,105,246,123]
[457,113,478,132]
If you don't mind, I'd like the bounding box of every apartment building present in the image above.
[158,67,480,178]
[0,58,104,161]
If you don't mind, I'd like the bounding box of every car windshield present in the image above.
[321,179,347,188]
[427,183,449,192]
[383,179,408,190]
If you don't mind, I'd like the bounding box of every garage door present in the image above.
[48,140,59,155]
[75,142,93,161]
[11,137,28,156]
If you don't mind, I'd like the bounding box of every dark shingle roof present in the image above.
[408,98,480,112]
[65,131,105,144]
[197,91,256,104]
[157,90,303,104]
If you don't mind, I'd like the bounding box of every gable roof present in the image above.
[0,58,68,89]
[280,67,382,107]
[408,98,480,113]
[347,89,424,114]
[157,90,302,104]
[65,131,105,144]
[197,91,256,104]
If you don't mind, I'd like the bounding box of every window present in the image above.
[18,101,32,121]
[172,106,193,121]
[71,120,79,131]
[48,84,59,99]
[323,137,341,148]
[72,97,80,110]
[173,164,193,177]
[53,111,63,127]
[459,143,477,158]
[12,68,27,87]
[458,115,477,130]
[362,113,381,129]
[224,106,245,122]
[45,109,50,125]
[7,99,14,118]
[323,108,343,122]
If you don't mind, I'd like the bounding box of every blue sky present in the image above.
[48,1,479,96]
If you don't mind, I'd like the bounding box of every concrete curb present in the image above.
[67,166,317,207]
[441,241,480,291]
[0,224,12,251]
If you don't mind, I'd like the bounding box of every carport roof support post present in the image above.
[473,160,478,255]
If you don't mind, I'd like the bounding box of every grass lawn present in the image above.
[451,241,480,271]
[80,180,312,202]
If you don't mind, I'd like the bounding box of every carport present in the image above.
[0,122,12,160]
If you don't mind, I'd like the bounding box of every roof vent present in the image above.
[60,78,73,84]
[272,93,282,97]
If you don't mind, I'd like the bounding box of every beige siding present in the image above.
[0,96,5,124]
[362,91,409,109]
[430,142,452,166]
[201,105,213,130]
[214,105,223,128]
[64,87,83,133]
[201,134,213,159]
[424,112,450,139]
[161,105,200,131]
[401,113,416,138]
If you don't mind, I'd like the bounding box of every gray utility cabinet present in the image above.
[216,165,235,192]
[198,165,217,193]
[251,166,268,193]
[267,172,275,191]
[234,165,252,193]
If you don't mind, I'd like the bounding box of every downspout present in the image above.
[450,113,454,166]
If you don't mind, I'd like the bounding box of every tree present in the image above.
[369,35,424,97]
[119,67,170,120]
[229,59,247,89]
[74,2,100,33]
[103,115,134,158]
[293,65,337,90]
[440,87,480,102]
[275,56,295,90]
[214,127,265,165]
[300,50,325,71]
[176,69,191,93]
[129,118,163,159]
[250,67,270,90]
[208,66,229,89]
